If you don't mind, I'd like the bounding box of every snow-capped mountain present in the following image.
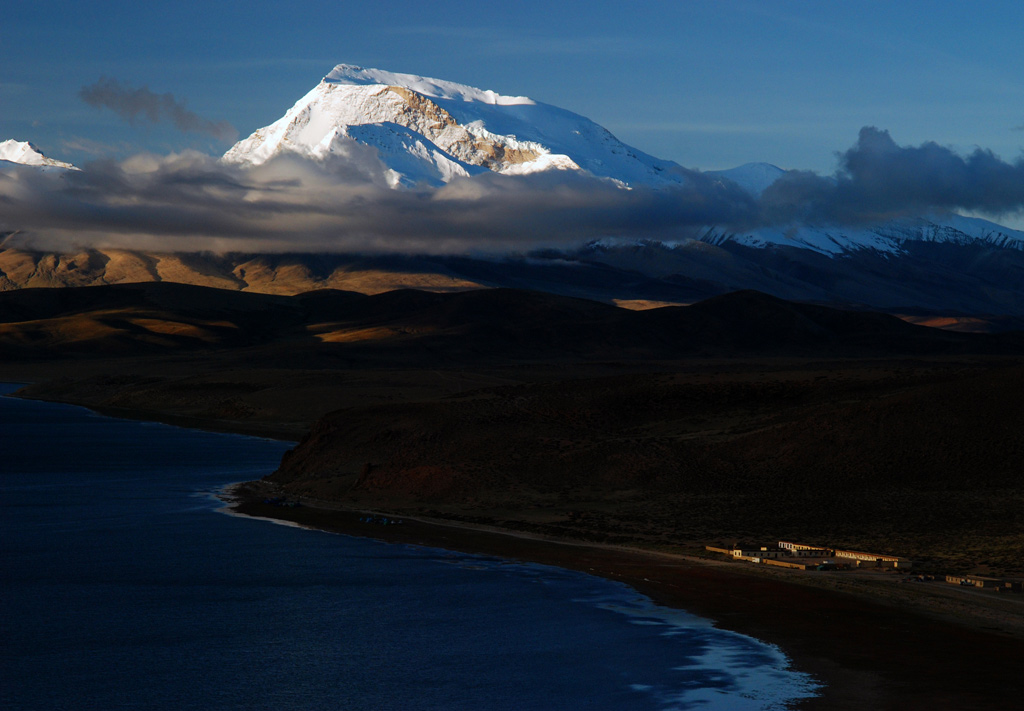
[0,140,76,170]
[224,65,1023,258]
[706,162,787,197]
[701,212,1024,256]
[701,163,1024,255]
[224,64,684,188]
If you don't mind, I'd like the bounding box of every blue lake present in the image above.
[0,384,817,710]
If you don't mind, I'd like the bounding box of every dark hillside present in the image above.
[5,283,1020,361]
[271,363,1024,573]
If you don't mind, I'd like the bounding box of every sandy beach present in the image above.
[225,481,1024,711]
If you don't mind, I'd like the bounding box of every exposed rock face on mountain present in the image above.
[223,64,684,188]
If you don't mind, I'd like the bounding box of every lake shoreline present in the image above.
[224,480,1024,711]
[9,381,1024,709]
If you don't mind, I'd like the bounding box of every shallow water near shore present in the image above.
[1,384,818,710]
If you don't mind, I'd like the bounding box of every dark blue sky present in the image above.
[3,0,1023,176]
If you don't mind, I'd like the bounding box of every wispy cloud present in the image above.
[60,136,137,157]
[79,78,238,141]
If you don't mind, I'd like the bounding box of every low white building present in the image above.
[834,549,912,569]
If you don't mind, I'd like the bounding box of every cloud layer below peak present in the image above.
[2,127,1022,255]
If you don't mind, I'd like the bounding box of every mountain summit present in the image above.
[0,140,76,170]
[223,64,684,188]
[217,65,1024,257]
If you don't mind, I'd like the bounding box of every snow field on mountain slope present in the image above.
[0,140,76,170]
[225,64,685,187]
[324,64,535,105]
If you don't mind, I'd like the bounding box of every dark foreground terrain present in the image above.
[4,281,1024,709]
[5,282,1023,572]
[270,361,1024,577]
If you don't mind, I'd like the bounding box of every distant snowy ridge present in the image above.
[706,162,787,197]
[224,64,685,188]
[697,161,1024,255]
[700,213,1024,256]
[0,140,76,170]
